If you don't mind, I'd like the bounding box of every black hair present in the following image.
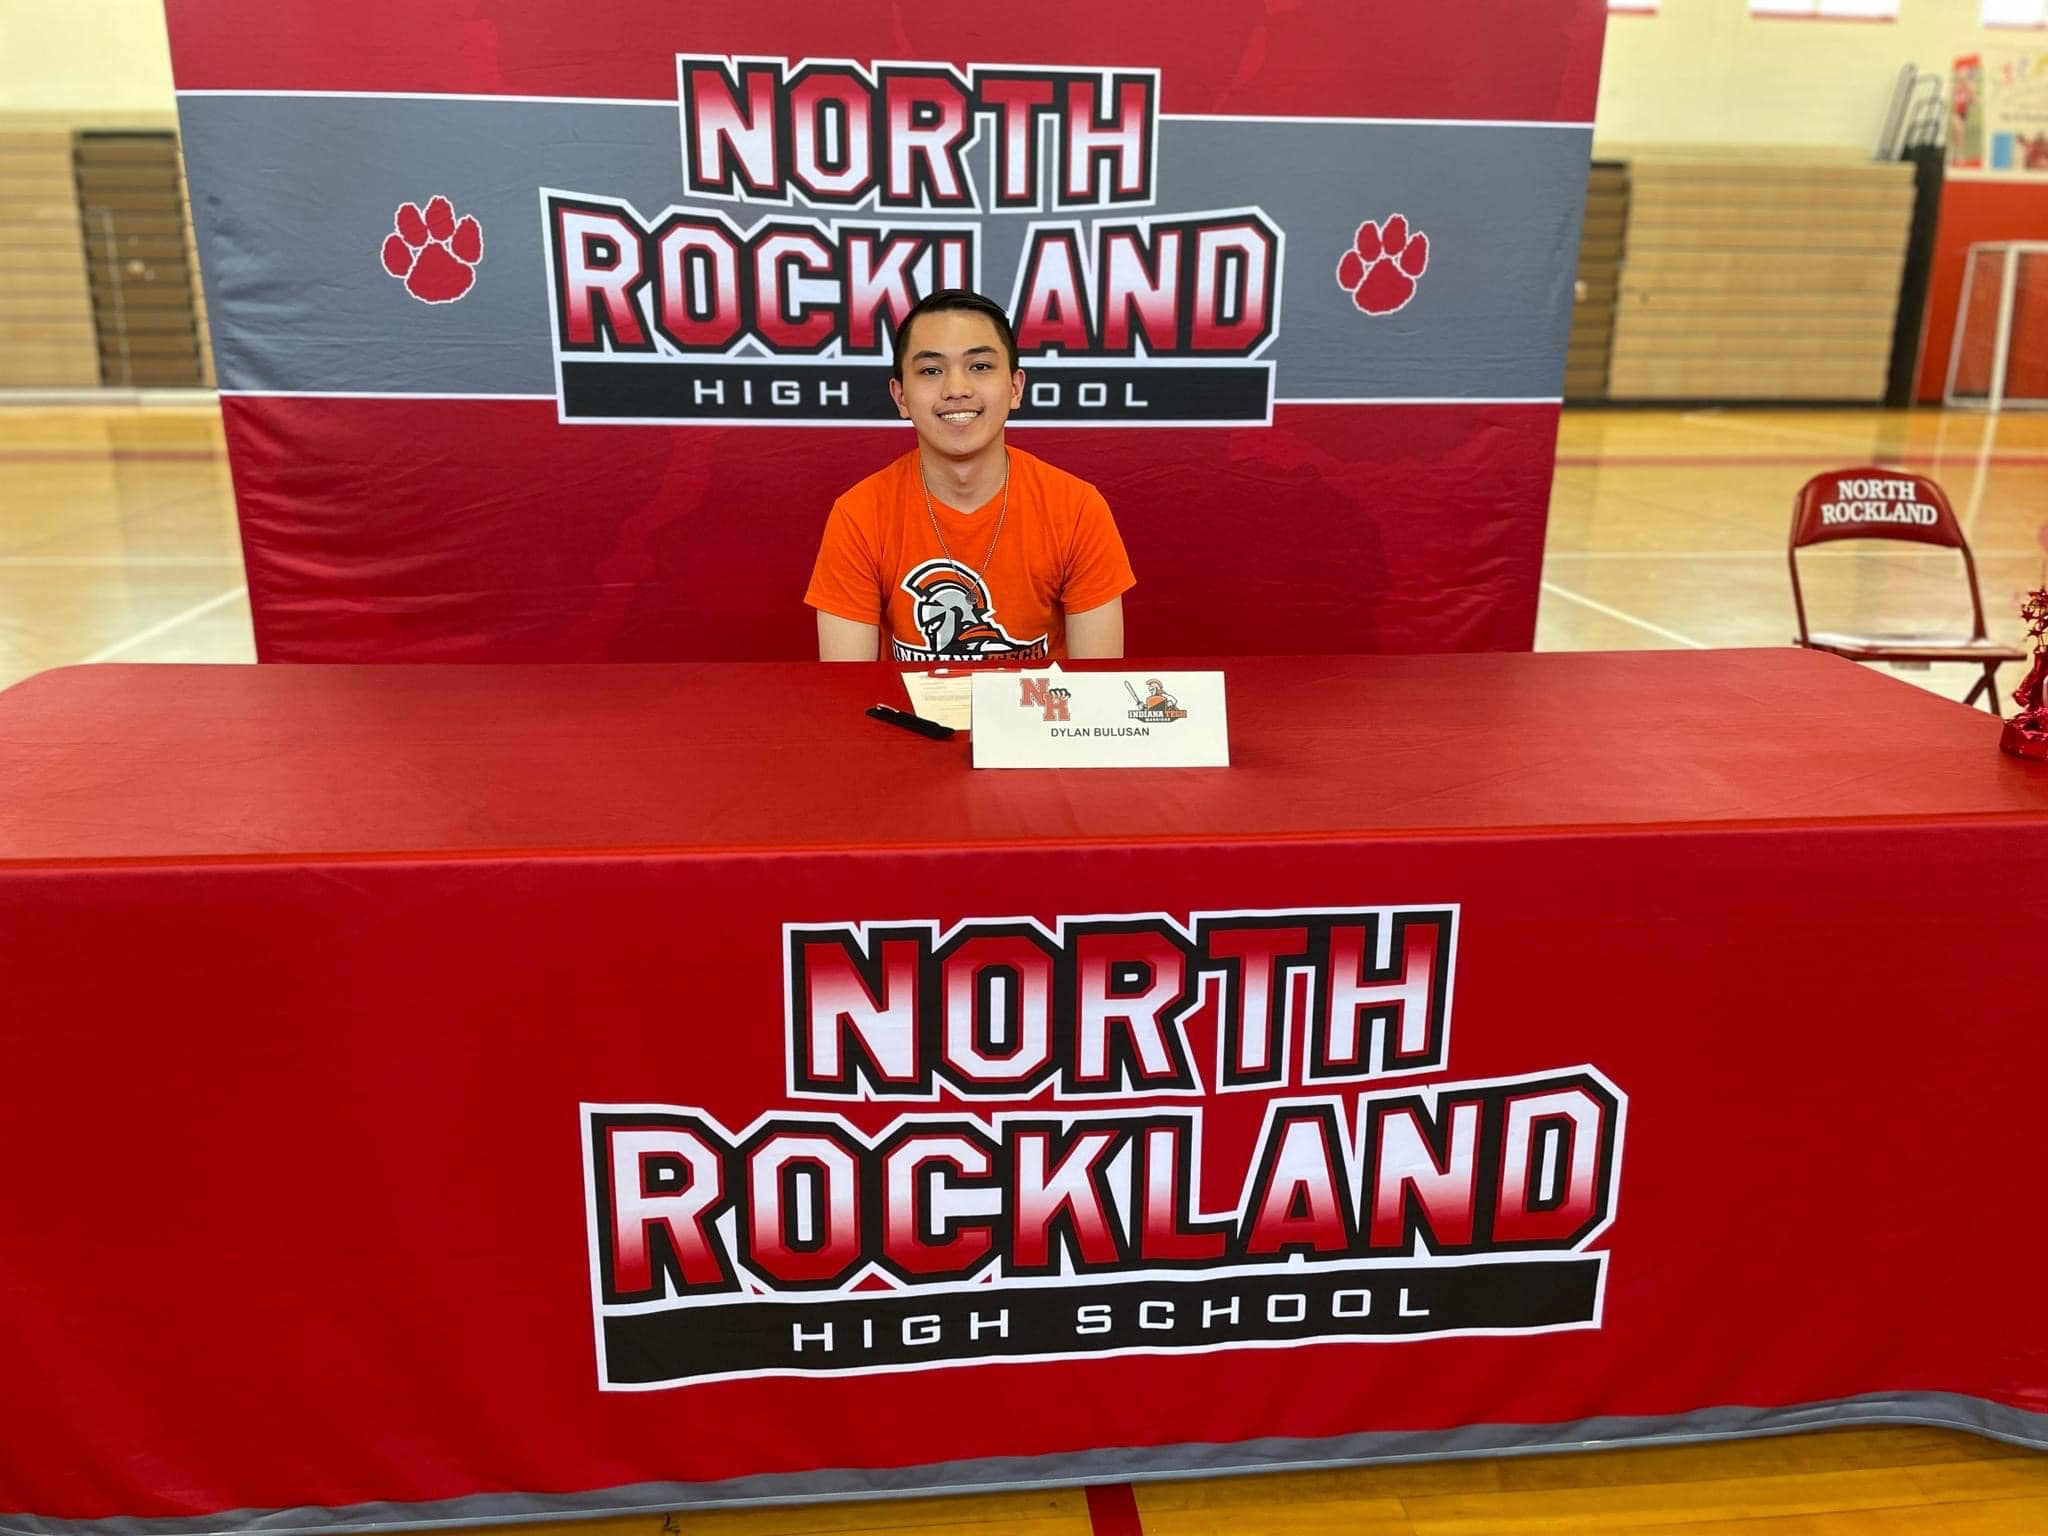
[890,289,1020,382]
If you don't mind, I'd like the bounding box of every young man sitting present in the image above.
[806,290,1134,662]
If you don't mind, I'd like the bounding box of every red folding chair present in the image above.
[1789,467,2026,715]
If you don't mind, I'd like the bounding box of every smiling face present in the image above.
[888,309,1026,465]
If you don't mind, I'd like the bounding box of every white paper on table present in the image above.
[900,670,976,730]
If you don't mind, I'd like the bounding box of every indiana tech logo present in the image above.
[893,559,1049,663]
[1126,677,1188,722]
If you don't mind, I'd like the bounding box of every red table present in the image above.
[2,649,2045,1535]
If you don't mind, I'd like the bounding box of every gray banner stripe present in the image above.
[5,1392,2042,1536]
[175,95,1587,400]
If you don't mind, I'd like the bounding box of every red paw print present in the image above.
[1337,214,1429,316]
[380,196,483,305]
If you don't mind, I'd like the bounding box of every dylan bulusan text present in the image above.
[581,906,1626,1386]
[1050,725,1150,737]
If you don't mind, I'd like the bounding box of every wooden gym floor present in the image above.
[3,400,2045,1533]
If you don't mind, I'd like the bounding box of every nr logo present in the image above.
[1019,677,1072,722]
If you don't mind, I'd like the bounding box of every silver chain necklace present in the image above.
[919,449,1011,573]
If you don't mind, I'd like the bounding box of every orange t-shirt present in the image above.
[805,446,1135,663]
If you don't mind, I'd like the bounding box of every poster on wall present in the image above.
[1951,49,2048,173]
[165,1,1603,661]
[1953,54,1986,169]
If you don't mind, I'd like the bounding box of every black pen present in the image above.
[866,703,956,740]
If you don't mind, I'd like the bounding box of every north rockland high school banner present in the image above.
[164,2,1605,660]
[592,908,1626,1389]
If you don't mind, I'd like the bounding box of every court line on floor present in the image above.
[1552,451,2048,468]
[0,556,245,567]
[1547,550,1780,560]
[1539,580,1707,648]
[1546,548,2048,560]
[1085,1484,1143,1536]
[0,449,225,463]
[1676,410,1910,453]
[79,585,249,664]
[1668,409,2023,468]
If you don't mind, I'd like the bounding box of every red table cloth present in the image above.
[1,649,2044,1534]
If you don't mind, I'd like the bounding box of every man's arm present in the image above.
[1066,596,1124,659]
[817,610,881,661]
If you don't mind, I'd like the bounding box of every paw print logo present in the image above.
[1337,214,1429,316]
[380,196,483,305]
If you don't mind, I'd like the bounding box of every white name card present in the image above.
[971,669,1229,769]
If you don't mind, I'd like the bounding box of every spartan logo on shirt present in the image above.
[893,559,1050,663]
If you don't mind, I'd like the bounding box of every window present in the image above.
[1984,0,2048,26]
[1750,0,1899,16]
